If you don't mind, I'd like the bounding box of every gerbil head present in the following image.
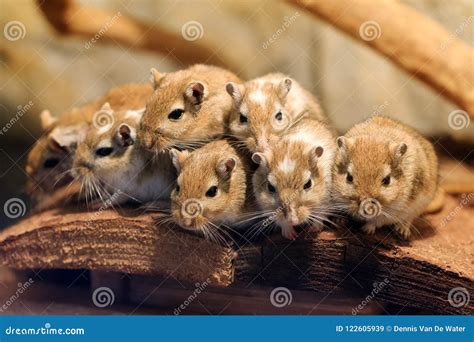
[169,142,244,233]
[139,67,211,153]
[72,105,145,192]
[26,110,84,197]
[252,141,328,227]
[226,78,293,153]
[333,135,409,220]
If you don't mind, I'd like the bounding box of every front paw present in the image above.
[362,223,377,235]
[395,222,412,239]
[281,225,298,240]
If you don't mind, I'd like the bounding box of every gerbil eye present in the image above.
[43,158,59,168]
[175,185,180,193]
[267,182,276,193]
[168,109,184,121]
[275,111,283,121]
[382,175,391,186]
[303,179,312,190]
[346,173,353,184]
[239,113,248,124]
[205,185,218,197]
[95,147,113,157]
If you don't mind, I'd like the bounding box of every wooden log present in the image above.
[289,0,474,118]
[0,193,472,314]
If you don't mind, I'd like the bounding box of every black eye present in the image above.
[205,185,218,197]
[239,113,247,124]
[43,158,59,168]
[95,147,113,157]
[175,185,180,193]
[168,109,184,121]
[267,182,276,193]
[303,179,312,190]
[346,173,353,183]
[275,112,283,121]
[382,175,391,186]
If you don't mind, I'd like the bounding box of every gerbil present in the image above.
[226,73,329,153]
[332,116,438,239]
[26,83,153,199]
[71,103,175,205]
[139,64,241,153]
[251,119,336,240]
[168,140,249,241]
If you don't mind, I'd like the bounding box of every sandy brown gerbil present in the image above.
[72,103,175,205]
[26,83,153,200]
[168,140,249,242]
[251,119,336,239]
[226,73,330,153]
[138,64,241,153]
[332,116,439,239]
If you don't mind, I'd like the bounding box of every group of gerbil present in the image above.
[26,64,439,241]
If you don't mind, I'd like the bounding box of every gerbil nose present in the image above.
[283,205,299,226]
[358,198,382,219]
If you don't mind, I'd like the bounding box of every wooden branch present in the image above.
[37,0,237,70]
[0,193,472,314]
[289,0,474,118]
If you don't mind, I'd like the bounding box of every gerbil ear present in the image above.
[40,110,56,130]
[216,157,236,179]
[47,136,68,154]
[252,152,269,169]
[226,82,245,103]
[277,78,292,100]
[150,68,164,90]
[336,136,347,150]
[169,149,190,173]
[184,82,206,106]
[310,146,324,166]
[391,143,408,164]
[117,123,136,147]
[100,102,112,112]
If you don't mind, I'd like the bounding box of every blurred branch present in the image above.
[289,0,474,118]
[37,0,237,71]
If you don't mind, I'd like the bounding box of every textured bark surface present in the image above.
[0,194,472,313]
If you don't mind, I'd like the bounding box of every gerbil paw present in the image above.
[361,223,377,235]
[395,223,412,240]
[281,225,298,240]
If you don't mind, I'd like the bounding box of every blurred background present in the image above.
[0,0,473,229]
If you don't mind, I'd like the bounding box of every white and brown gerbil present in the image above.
[168,140,249,242]
[139,64,241,153]
[226,73,329,153]
[332,116,438,239]
[26,83,153,199]
[251,119,336,240]
[72,103,175,206]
